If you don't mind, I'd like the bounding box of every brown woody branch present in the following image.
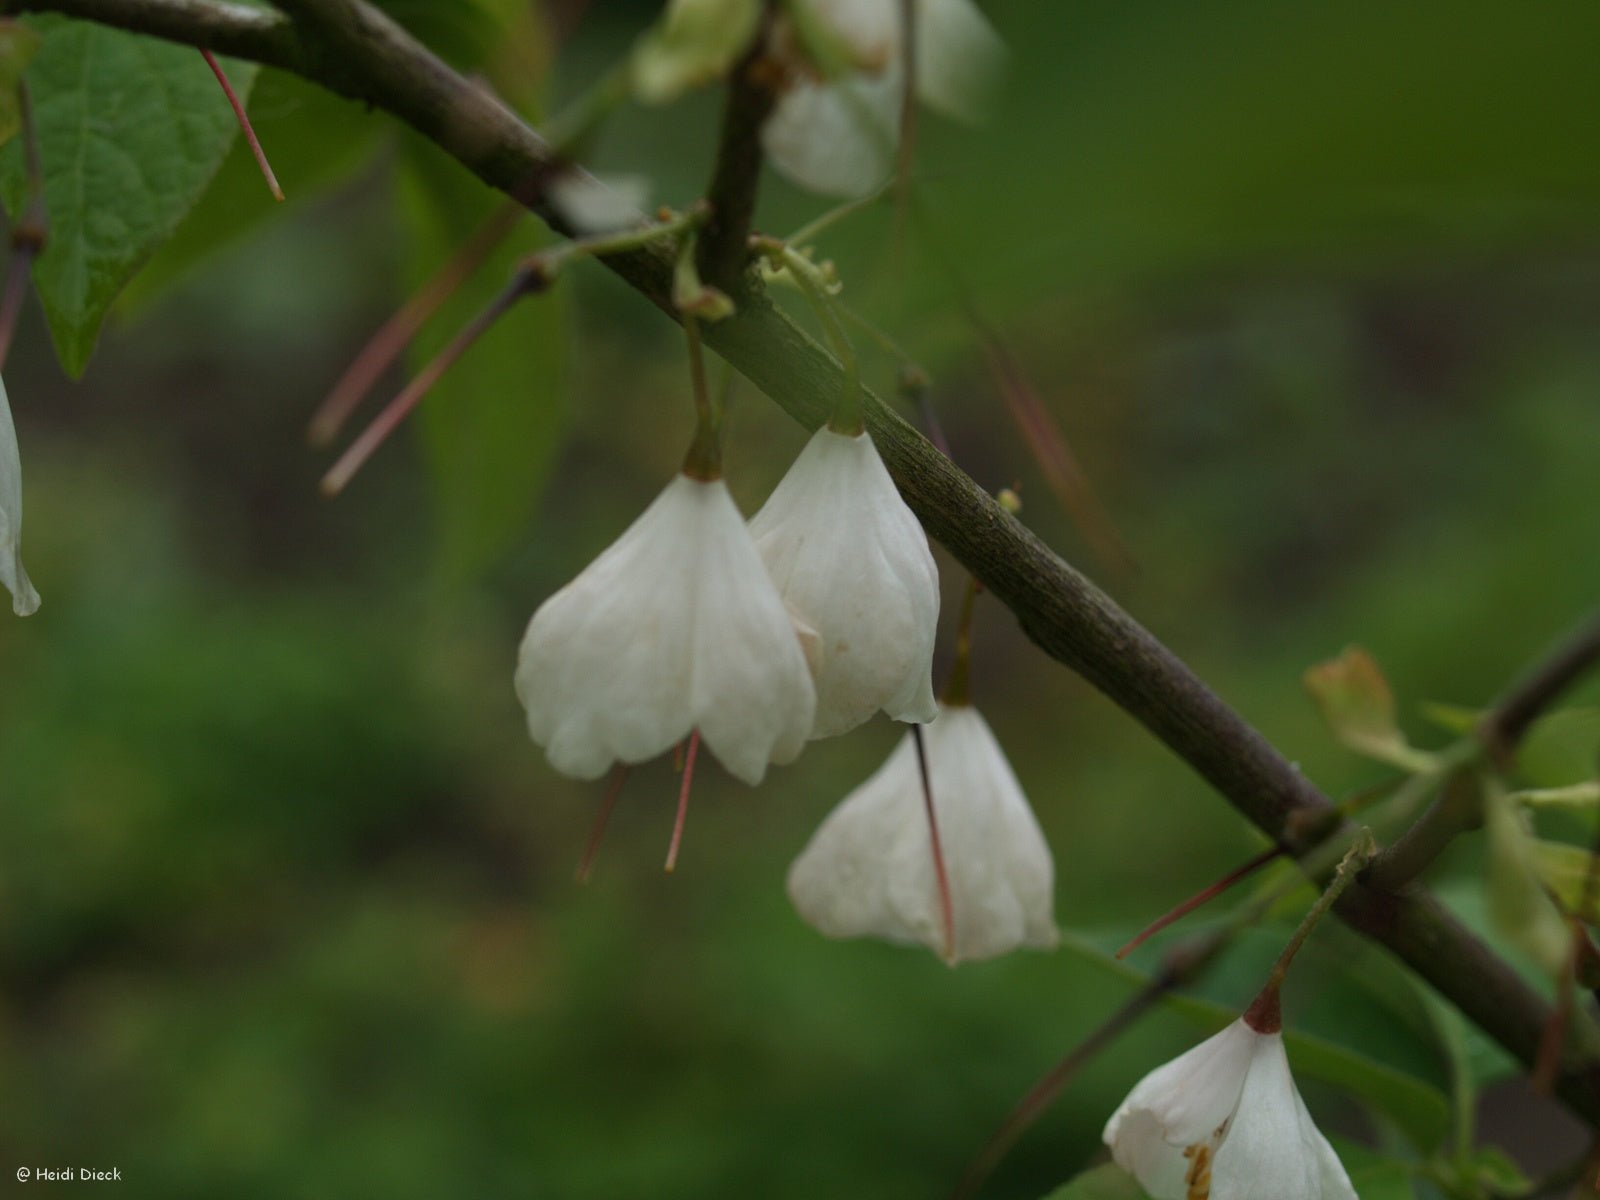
[11,0,1600,1125]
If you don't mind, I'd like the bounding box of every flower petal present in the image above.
[1209,1032,1335,1200]
[684,480,817,783]
[0,376,40,617]
[762,73,899,197]
[516,475,814,784]
[913,0,1005,121]
[787,704,1055,961]
[751,428,938,737]
[1104,1019,1259,1197]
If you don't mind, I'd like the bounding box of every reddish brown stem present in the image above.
[201,48,284,202]
[320,269,536,495]
[912,723,956,963]
[664,730,700,873]
[309,201,523,447]
[575,765,630,884]
[1116,845,1283,959]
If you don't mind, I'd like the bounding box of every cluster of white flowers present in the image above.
[548,9,1361,1186]
[0,377,39,618]
[763,0,1006,197]
[514,418,1058,961]
[628,0,1005,198]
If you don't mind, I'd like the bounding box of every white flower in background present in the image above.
[750,426,938,738]
[631,0,761,104]
[787,703,1056,962]
[764,0,1005,196]
[0,376,40,617]
[547,172,652,237]
[516,473,815,786]
[1104,1016,1357,1200]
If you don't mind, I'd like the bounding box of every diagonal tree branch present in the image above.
[11,0,1600,1123]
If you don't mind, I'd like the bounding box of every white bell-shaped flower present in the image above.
[516,473,816,786]
[0,376,40,617]
[787,702,1057,962]
[1104,1014,1357,1200]
[750,426,938,738]
[763,0,1005,196]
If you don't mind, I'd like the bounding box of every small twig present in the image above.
[784,181,893,249]
[1367,767,1482,892]
[1481,609,1600,764]
[308,200,522,446]
[976,326,1136,580]
[201,47,283,201]
[320,269,540,495]
[1116,845,1282,959]
[696,2,776,293]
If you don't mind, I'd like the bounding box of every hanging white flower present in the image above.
[787,702,1056,962]
[763,0,1006,196]
[516,472,815,786]
[0,376,40,617]
[1103,1015,1357,1200]
[749,426,938,738]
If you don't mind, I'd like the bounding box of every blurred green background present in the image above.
[3,0,1600,1195]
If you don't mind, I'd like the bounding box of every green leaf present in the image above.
[1331,1140,1420,1200]
[1042,1163,1152,1200]
[1062,931,1453,1150]
[1484,779,1571,975]
[1420,701,1480,736]
[1516,708,1600,789]
[1304,645,1435,772]
[0,20,41,148]
[1462,1146,1533,1197]
[1527,837,1600,921]
[398,138,569,580]
[0,17,255,376]
[121,70,383,311]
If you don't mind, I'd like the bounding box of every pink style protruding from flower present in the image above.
[787,703,1056,964]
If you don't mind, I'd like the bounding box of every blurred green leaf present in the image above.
[0,20,41,147]
[1516,708,1600,789]
[1063,933,1452,1151]
[1484,779,1570,975]
[1304,645,1434,771]
[1332,1140,1420,1200]
[1420,702,1480,737]
[1042,1164,1151,1200]
[1527,837,1600,921]
[122,70,384,311]
[0,17,253,376]
[1462,1146,1533,1197]
[398,138,569,580]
